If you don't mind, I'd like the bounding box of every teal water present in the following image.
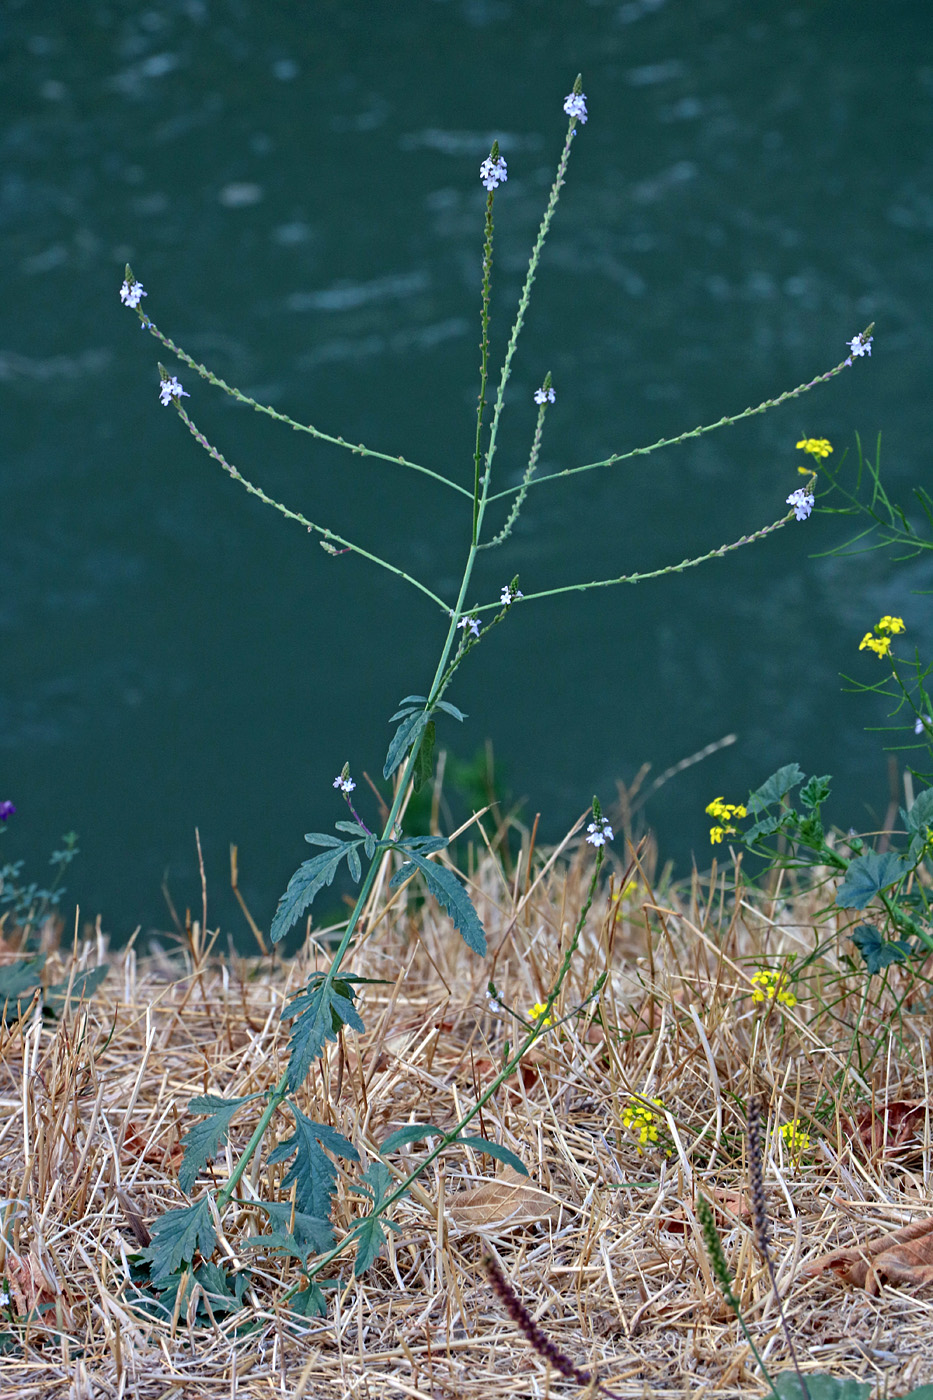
[3,1,932,941]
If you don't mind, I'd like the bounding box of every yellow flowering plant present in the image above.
[750,966,797,1008]
[622,1096,673,1157]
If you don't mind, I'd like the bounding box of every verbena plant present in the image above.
[118,77,873,1318]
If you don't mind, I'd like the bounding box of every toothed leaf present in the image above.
[178,1094,263,1195]
[266,1104,358,1219]
[271,844,350,944]
[142,1196,216,1282]
[389,849,486,955]
[384,709,429,781]
[282,976,365,1090]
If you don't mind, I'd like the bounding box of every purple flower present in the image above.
[120,278,147,309]
[563,92,588,123]
[586,816,613,847]
[0,801,15,821]
[159,375,189,406]
[845,332,873,366]
[457,615,481,638]
[333,774,356,794]
[786,488,814,522]
[534,386,556,405]
[479,156,508,191]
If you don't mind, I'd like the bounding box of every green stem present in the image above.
[486,350,863,503]
[144,319,470,499]
[472,192,495,544]
[472,512,791,611]
[175,405,448,613]
[478,118,578,535]
[296,845,607,1290]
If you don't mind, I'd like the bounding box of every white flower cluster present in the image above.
[333,774,356,794]
[845,331,872,365]
[786,488,814,522]
[120,278,147,309]
[586,816,613,847]
[499,584,523,605]
[479,155,507,191]
[457,615,481,638]
[534,385,556,405]
[563,91,588,123]
[159,375,189,406]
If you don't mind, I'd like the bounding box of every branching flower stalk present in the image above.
[121,75,876,1309]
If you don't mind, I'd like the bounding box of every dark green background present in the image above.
[3,1,931,940]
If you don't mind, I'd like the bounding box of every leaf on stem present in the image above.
[267,1103,359,1217]
[836,850,908,909]
[746,764,806,815]
[413,720,436,793]
[270,843,358,944]
[390,846,486,955]
[244,1200,335,1260]
[349,1161,402,1277]
[850,923,911,975]
[384,709,429,781]
[141,1196,216,1282]
[178,1093,265,1195]
[282,975,365,1089]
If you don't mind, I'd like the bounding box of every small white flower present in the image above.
[486,992,504,1015]
[915,716,931,736]
[533,386,556,405]
[120,278,147,309]
[159,375,189,406]
[786,488,814,522]
[333,774,356,793]
[586,817,613,847]
[500,584,523,605]
[563,91,588,123]
[479,156,508,191]
[457,615,481,638]
[846,332,872,360]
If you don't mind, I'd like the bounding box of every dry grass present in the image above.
[2,820,933,1400]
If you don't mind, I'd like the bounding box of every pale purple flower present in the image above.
[120,278,147,309]
[500,584,523,605]
[0,800,15,821]
[586,816,613,847]
[457,615,481,638]
[786,488,814,522]
[534,386,556,405]
[486,992,504,1015]
[915,716,931,736]
[159,375,189,406]
[333,774,356,794]
[479,156,508,191]
[563,92,588,123]
[845,332,873,366]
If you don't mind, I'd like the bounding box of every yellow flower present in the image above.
[877,615,905,635]
[859,632,893,659]
[706,796,746,843]
[780,1119,810,1162]
[796,438,833,459]
[528,1001,553,1028]
[622,1097,672,1155]
[750,968,797,1008]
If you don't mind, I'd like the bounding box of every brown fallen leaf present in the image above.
[844,1099,927,1159]
[446,1169,563,1235]
[801,1216,933,1295]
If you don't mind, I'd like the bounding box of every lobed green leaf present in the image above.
[270,845,350,944]
[282,977,366,1090]
[746,763,806,816]
[266,1104,358,1218]
[836,850,908,909]
[142,1196,216,1282]
[178,1093,264,1195]
[390,850,486,955]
